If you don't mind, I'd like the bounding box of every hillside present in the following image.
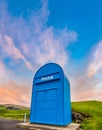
[0,101,102,130]
[0,104,30,120]
[72,101,102,130]
[1,104,29,110]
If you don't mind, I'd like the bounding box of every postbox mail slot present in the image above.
[35,72,60,84]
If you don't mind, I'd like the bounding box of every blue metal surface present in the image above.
[30,63,72,126]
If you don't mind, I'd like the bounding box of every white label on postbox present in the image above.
[41,75,53,82]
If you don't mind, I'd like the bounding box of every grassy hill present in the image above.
[72,101,102,130]
[0,104,30,120]
[0,101,102,130]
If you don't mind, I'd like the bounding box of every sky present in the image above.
[0,0,102,106]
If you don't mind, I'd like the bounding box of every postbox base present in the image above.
[18,122,80,130]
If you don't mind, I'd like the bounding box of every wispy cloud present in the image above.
[0,80,31,106]
[0,34,33,70]
[1,0,102,105]
[70,73,98,101]
[88,41,102,77]
[35,27,77,66]
[0,0,77,105]
[0,61,7,83]
[0,60,31,106]
[70,40,102,101]
[0,0,77,71]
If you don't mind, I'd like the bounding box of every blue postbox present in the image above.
[30,63,72,126]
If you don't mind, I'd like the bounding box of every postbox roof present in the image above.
[34,63,64,78]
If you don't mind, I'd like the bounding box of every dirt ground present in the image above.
[0,118,28,130]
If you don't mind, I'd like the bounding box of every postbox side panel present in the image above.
[64,77,72,125]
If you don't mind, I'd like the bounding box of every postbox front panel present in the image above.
[33,76,63,124]
[35,88,57,123]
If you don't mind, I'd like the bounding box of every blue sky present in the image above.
[7,0,102,59]
[48,0,102,59]
[0,0,102,106]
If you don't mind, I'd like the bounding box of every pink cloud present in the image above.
[70,76,101,101]
[0,0,77,70]
[0,0,78,106]
[0,61,6,80]
[0,60,32,106]
[34,27,77,67]
[70,67,100,101]
[69,40,102,101]
[0,80,31,106]
[0,61,11,84]
[88,41,102,77]
[72,89,96,101]
[0,34,33,70]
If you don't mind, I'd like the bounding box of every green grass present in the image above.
[72,101,102,130]
[0,101,102,130]
[0,105,30,120]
